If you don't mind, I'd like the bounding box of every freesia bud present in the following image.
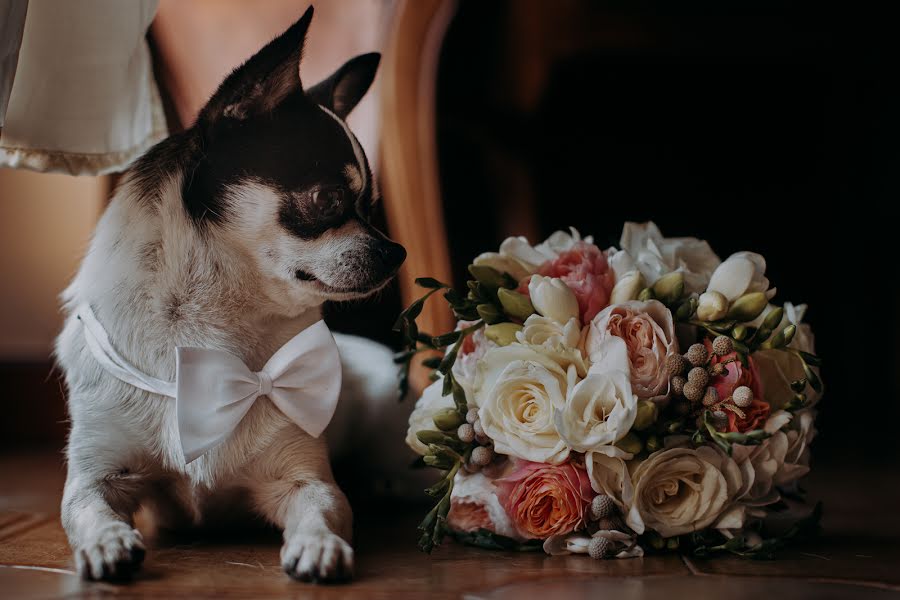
[484,322,523,346]
[432,408,464,431]
[614,432,643,455]
[637,287,655,302]
[697,291,728,321]
[497,288,535,321]
[610,270,645,304]
[726,292,768,322]
[651,271,685,305]
[633,400,658,431]
[476,303,503,324]
[528,275,580,324]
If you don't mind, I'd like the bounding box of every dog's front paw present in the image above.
[281,531,353,583]
[74,522,145,581]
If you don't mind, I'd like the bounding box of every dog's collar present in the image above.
[76,304,342,463]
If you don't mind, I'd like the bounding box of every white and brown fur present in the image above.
[54,7,405,583]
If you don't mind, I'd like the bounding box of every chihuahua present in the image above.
[54,7,404,583]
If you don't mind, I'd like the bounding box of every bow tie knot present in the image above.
[256,370,274,397]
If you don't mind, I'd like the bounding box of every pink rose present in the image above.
[585,300,678,402]
[496,460,593,540]
[524,241,614,323]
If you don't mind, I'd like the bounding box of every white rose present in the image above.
[405,379,454,455]
[732,434,789,508]
[610,221,721,295]
[472,228,592,281]
[706,251,775,301]
[475,345,572,464]
[586,451,635,512]
[584,300,678,403]
[775,408,817,488]
[554,337,637,452]
[528,275,580,325]
[452,323,497,405]
[626,446,745,537]
[516,315,588,377]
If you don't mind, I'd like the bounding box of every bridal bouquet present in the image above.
[396,223,822,559]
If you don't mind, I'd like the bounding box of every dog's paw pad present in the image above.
[75,522,145,581]
[281,532,353,584]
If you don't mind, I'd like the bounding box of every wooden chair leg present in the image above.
[379,0,458,347]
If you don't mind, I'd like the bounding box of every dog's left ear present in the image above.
[306,53,381,119]
[198,6,314,125]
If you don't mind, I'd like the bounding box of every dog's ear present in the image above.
[306,53,380,119]
[198,6,314,125]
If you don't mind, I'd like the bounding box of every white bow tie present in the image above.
[77,304,342,463]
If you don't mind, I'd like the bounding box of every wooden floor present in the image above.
[1,451,899,599]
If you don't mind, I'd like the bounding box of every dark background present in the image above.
[429,0,900,465]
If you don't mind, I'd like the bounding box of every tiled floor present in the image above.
[1,451,898,599]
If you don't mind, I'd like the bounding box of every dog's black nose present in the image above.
[378,241,407,270]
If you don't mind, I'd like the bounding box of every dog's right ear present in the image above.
[197,6,313,126]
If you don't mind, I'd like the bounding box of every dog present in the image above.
[54,6,405,583]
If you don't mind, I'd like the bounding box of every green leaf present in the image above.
[796,350,823,367]
[802,361,823,393]
[431,330,462,348]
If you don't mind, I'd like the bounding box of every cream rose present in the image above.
[585,300,678,403]
[515,314,587,377]
[555,337,637,452]
[405,379,454,455]
[475,345,572,464]
[626,446,744,537]
[609,221,721,295]
[586,451,635,512]
[775,408,817,488]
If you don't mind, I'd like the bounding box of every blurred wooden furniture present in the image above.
[380,0,458,341]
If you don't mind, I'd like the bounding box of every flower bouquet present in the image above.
[396,222,822,559]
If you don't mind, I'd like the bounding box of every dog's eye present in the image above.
[312,186,344,219]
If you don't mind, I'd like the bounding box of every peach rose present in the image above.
[585,300,678,402]
[496,460,593,539]
[526,241,615,323]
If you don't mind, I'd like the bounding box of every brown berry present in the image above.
[666,354,687,377]
[686,343,709,367]
[711,410,728,427]
[588,536,611,559]
[683,381,703,402]
[702,387,719,407]
[457,423,475,443]
[596,516,623,531]
[466,408,479,424]
[472,419,485,437]
[590,495,615,520]
[712,335,734,356]
[471,445,494,466]
[687,367,709,388]
[671,375,687,396]
[732,385,754,408]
